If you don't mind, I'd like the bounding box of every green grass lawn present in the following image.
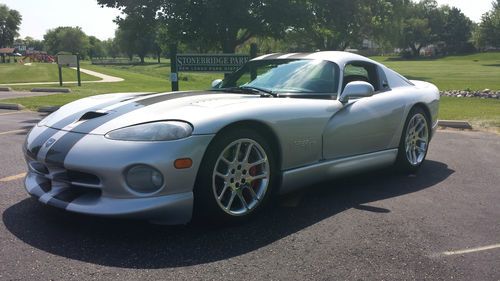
[1,53,499,129]
[0,63,98,84]
[371,52,500,91]
[439,96,500,129]
[2,62,221,110]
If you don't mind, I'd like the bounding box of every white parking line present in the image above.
[442,244,500,256]
[0,111,24,116]
[0,172,26,182]
[0,129,26,135]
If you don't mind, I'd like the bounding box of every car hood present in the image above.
[39,91,275,135]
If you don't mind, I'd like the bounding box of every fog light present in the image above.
[125,165,164,193]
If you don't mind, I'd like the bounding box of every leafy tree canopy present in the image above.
[475,0,500,48]
[0,4,22,48]
[98,0,307,53]
[44,26,89,56]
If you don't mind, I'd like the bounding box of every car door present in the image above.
[322,61,406,160]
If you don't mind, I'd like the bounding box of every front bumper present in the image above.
[25,173,194,224]
[24,125,214,224]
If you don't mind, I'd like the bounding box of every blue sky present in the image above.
[1,0,494,41]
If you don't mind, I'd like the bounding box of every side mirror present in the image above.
[211,79,223,89]
[338,81,374,103]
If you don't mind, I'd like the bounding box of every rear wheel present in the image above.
[193,128,277,223]
[395,107,430,173]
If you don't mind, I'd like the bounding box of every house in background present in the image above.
[0,48,20,63]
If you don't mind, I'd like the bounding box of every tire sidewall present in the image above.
[396,107,431,173]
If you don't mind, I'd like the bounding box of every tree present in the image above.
[367,0,408,50]
[397,0,446,57]
[99,0,161,61]
[114,28,134,60]
[23,36,45,51]
[171,0,307,53]
[14,37,45,52]
[115,11,157,63]
[98,0,306,53]
[293,0,364,51]
[282,0,406,52]
[0,4,22,48]
[397,1,473,57]
[440,7,473,54]
[44,26,89,56]
[102,38,120,58]
[475,0,500,49]
[88,36,105,59]
[401,18,431,56]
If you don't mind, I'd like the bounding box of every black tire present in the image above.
[395,106,431,174]
[193,128,277,224]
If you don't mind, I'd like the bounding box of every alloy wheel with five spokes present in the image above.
[404,113,429,166]
[212,139,270,216]
[395,107,431,173]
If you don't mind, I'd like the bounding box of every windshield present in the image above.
[221,59,340,95]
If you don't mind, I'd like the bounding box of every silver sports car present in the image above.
[23,51,439,224]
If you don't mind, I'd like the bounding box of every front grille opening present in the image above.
[39,181,52,193]
[66,170,101,186]
[29,161,49,174]
[53,186,102,202]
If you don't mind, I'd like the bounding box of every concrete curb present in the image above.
[37,106,60,113]
[0,103,24,110]
[438,120,473,129]
[0,87,12,92]
[31,88,71,93]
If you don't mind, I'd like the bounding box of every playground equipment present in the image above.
[20,51,55,63]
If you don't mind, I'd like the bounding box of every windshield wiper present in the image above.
[239,86,277,97]
[211,86,276,97]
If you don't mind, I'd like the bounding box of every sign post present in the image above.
[170,43,257,92]
[170,44,179,92]
[76,54,81,86]
[57,54,79,87]
[58,65,63,86]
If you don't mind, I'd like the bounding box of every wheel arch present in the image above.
[211,120,283,170]
[412,102,432,122]
[196,120,283,183]
[409,102,433,139]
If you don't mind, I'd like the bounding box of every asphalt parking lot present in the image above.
[0,109,499,281]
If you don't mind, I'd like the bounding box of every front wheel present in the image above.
[193,128,277,224]
[395,107,430,173]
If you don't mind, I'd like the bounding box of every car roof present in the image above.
[251,51,382,67]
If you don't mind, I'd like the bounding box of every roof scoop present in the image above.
[78,111,108,121]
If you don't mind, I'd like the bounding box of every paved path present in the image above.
[0,67,124,86]
[0,91,63,100]
[0,110,499,281]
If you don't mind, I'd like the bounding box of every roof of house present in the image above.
[0,48,16,54]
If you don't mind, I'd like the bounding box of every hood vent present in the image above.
[78,111,108,121]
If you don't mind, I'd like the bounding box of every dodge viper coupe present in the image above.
[24,51,439,224]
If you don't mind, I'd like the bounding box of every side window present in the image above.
[343,62,380,92]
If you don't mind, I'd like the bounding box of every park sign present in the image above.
[57,54,78,67]
[176,54,250,72]
[56,54,81,87]
[169,43,257,91]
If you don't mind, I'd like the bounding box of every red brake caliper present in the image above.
[249,166,259,189]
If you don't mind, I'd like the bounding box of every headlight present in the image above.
[105,121,193,141]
